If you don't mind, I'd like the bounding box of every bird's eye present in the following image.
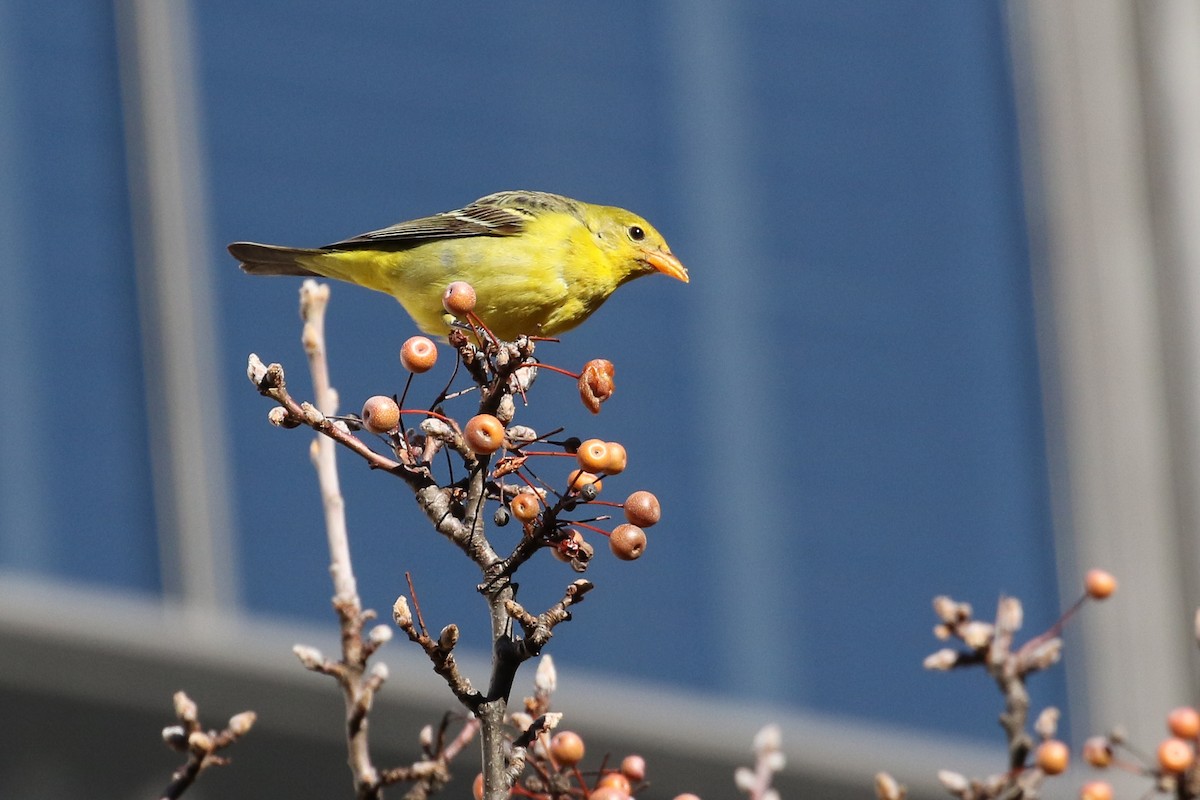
[628,225,645,241]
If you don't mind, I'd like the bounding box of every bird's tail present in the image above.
[228,242,322,277]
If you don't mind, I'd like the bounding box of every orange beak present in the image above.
[645,248,689,283]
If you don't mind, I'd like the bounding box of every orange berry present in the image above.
[1168,707,1200,739]
[588,788,628,800]
[620,754,646,782]
[510,493,541,523]
[576,439,610,473]
[400,335,438,373]
[1080,781,1113,800]
[603,441,627,475]
[1036,739,1069,775]
[1082,736,1113,768]
[596,772,632,794]
[472,772,484,800]
[1158,737,1195,773]
[568,469,602,495]
[1085,569,1117,600]
[550,730,585,766]
[361,395,400,434]
[672,795,703,800]
[610,523,647,561]
[442,281,477,316]
[464,414,504,454]
[623,491,661,527]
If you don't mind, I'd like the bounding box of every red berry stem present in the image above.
[571,521,612,538]
[530,362,581,380]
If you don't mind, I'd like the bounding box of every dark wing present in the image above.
[322,190,585,251]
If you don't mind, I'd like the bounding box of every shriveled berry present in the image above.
[362,395,400,434]
[610,523,647,561]
[1036,739,1069,775]
[1085,569,1117,600]
[1082,736,1112,768]
[579,358,615,414]
[620,754,646,783]
[562,436,581,454]
[568,469,602,495]
[576,439,610,473]
[464,414,504,454]
[623,491,661,527]
[493,506,510,527]
[400,335,438,373]
[553,530,586,563]
[1168,707,1200,739]
[510,493,541,523]
[1158,737,1195,773]
[442,281,477,316]
[550,730,585,766]
[1080,781,1113,800]
[603,441,627,475]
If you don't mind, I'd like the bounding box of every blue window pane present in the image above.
[737,2,1064,737]
[196,0,1063,744]
[0,2,159,593]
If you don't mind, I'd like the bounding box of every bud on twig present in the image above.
[496,393,516,425]
[188,730,213,754]
[937,770,969,795]
[393,596,412,628]
[293,644,325,670]
[924,648,960,670]
[961,621,994,649]
[505,425,538,446]
[299,401,325,426]
[753,723,782,755]
[1035,707,1060,739]
[735,766,756,792]
[438,624,459,651]
[247,353,269,385]
[875,772,906,800]
[419,418,454,442]
[535,655,557,696]
[997,596,1023,634]
[368,624,393,646]
[933,595,961,624]
[173,691,198,724]
[228,711,257,738]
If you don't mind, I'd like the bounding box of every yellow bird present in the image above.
[228,190,688,341]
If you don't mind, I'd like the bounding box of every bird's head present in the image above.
[585,205,689,285]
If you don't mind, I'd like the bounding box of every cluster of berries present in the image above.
[354,281,662,568]
[1079,704,1200,800]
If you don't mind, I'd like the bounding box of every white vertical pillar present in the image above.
[114,0,237,615]
[1011,0,1193,744]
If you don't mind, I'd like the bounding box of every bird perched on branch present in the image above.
[228,190,688,340]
